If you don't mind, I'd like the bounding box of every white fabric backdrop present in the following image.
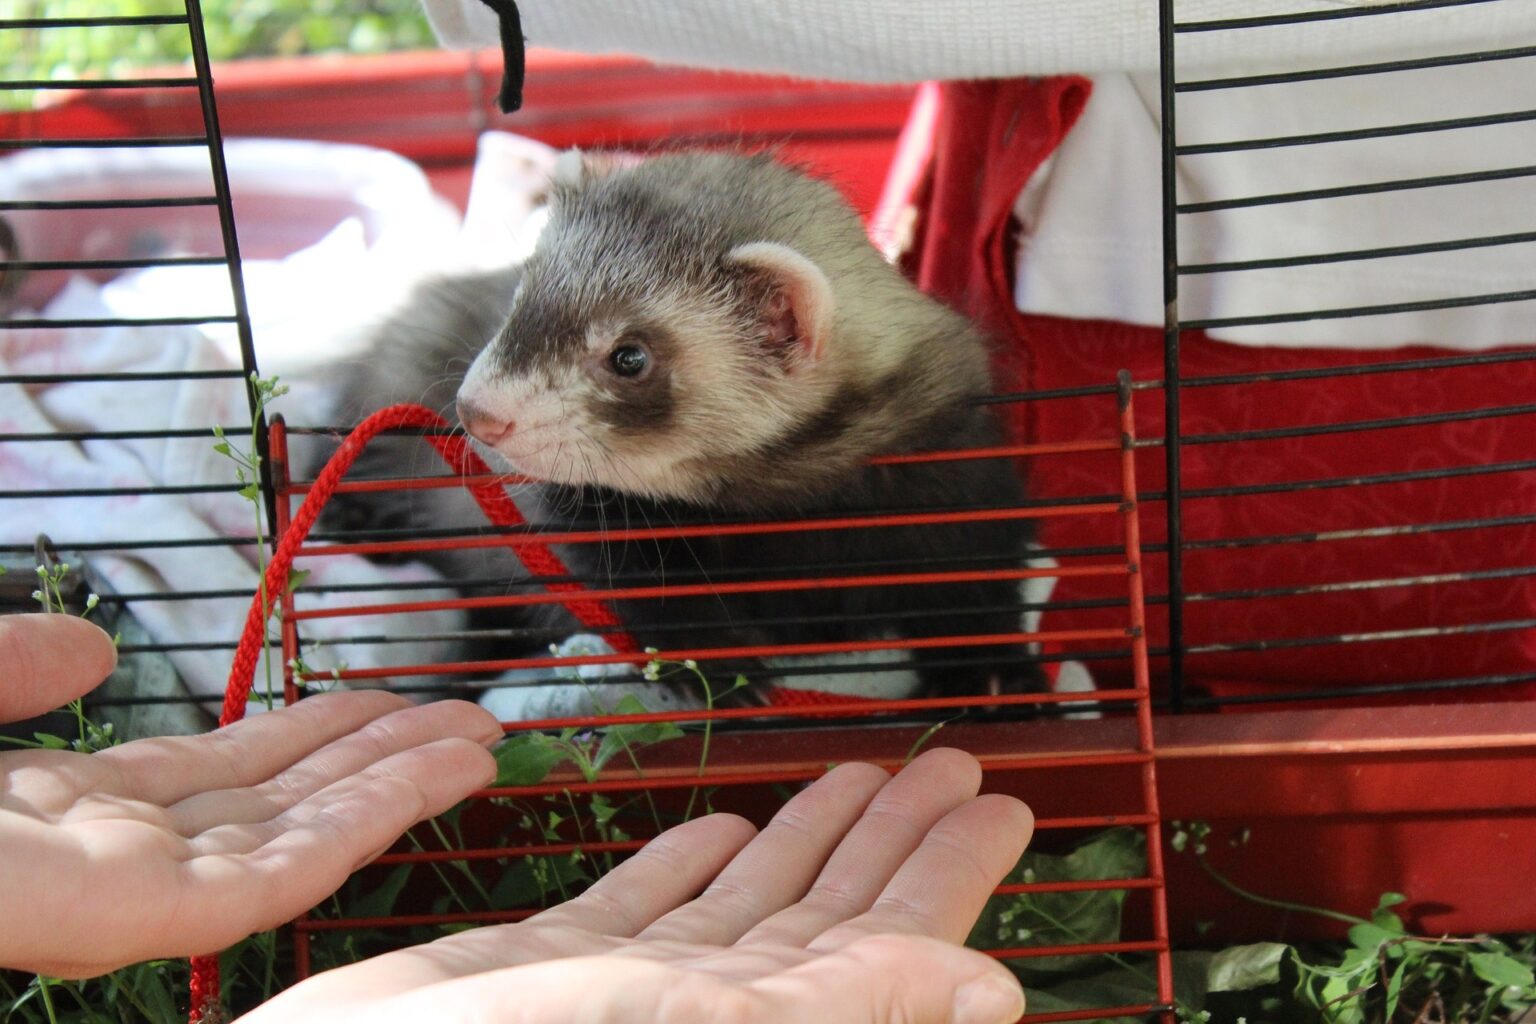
[422,0,1536,350]
[423,0,1536,79]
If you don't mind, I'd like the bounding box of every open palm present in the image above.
[0,614,501,979]
[239,748,1034,1024]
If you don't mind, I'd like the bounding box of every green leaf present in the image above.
[1370,908,1405,933]
[1384,960,1406,1020]
[32,732,70,750]
[286,568,312,595]
[591,695,684,773]
[491,733,563,787]
[1017,964,1150,1023]
[238,482,261,501]
[1207,942,1289,993]
[967,828,1146,983]
[488,854,590,910]
[350,864,413,920]
[1171,950,1214,1012]
[1347,922,1401,954]
[1370,892,1407,932]
[588,792,619,828]
[212,441,232,456]
[1319,965,1370,1024]
[1469,952,1536,991]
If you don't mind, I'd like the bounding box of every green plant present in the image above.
[1171,820,1536,1024]
[0,561,115,753]
[212,373,297,711]
[1,0,435,110]
[963,820,1536,1023]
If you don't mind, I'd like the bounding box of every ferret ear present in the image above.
[726,241,834,366]
[552,148,632,188]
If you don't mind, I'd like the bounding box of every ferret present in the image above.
[324,151,1041,704]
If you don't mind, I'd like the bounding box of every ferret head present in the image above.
[456,151,974,505]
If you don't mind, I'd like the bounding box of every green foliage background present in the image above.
[1,0,434,107]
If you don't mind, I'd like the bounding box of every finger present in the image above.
[528,812,759,937]
[749,933,1026,1024]
[168,699,502,836]
[810,794,1035,950]
[185,735,496,857]
[637,761,891,946]
[0,614,117,723]
[171,737,497,947]
[95,690,495,806]
[737,747,982,948]
[236,937,1024,1024]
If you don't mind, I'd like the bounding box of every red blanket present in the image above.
[909,78,1536,706]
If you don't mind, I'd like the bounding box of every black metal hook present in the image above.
[475,0,526,113]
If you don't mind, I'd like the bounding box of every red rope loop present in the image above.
[219,402,638,727]
[189,403,638,1022]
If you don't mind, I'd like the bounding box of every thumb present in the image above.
[0,614,117,724]
[754,934,1025,1024]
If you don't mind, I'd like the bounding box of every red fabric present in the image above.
[913,79,1536,706]
[767,686,879,707]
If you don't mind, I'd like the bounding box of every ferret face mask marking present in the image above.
[455,152,839,504]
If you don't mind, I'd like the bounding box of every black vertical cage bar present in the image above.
[1158,0,1187,712]
[182,0,273,531]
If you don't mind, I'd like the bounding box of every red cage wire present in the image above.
[257,374,1176,1022]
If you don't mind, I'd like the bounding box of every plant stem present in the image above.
[682,664,728,823]
[35,977,58,1024]
[406,831,477,916]
[429,818,493,906]
[1194,852,1371,927]
[253,492,274,711]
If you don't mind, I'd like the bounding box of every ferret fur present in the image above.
[321,152,1041,701]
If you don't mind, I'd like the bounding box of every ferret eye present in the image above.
[608,344,650,378]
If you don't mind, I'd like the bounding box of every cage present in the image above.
[2,1,1535,1022]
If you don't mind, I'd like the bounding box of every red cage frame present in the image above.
[259,376,1178,1022]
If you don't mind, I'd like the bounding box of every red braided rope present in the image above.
[188,403,637,1022]
[185,404,893,1018]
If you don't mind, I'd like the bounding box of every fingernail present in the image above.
[952,976,1025,1024]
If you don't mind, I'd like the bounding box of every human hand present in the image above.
[0,613,502,978]
[239,747,1034,1024]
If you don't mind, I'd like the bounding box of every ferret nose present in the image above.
[457,397,514,447]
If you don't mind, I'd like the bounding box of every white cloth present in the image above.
[0,140,473,707]
[1013,62,1536,348]
[0,276,469,706]
[426,3,1536,348]
[424,0,1536,80]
